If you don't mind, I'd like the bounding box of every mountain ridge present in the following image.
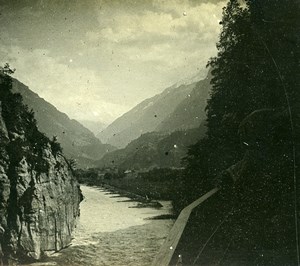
[156,70,212,132]
[96,70,212,171]
[97,70,211,149]
[12,78,116,168]
[78,120,107,136]
[97,125,207,171]
[97,81,198,148]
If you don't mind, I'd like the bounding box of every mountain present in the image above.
[78,120,107,136]
[97,125,207,171]
[97,71,212,149]
[12,78,116,168]
[96,71,212,170]
[97,82,198,148]
[156,71,212,132]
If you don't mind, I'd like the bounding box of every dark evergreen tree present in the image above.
[0,65,60,174]
[179,0,300,203]
[174,1,300,262]
[172,0,300,263]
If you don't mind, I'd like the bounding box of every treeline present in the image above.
[0,65,65,174]
[176,0,300,208]
[76,167,183,201]
[0,65,77,176]
[171,0,300,263]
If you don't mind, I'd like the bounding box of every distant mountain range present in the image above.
[12,79,116,168]
[97,71,211,149]
[96,71,212,170]
[10,69,211,170]
[156,71,211,132]
[97,126,207,171]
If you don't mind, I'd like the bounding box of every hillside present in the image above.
[96,71,212,170]
[12,78,115,168]
[156,71,212,132]
[97,124,207,171]
[97,82,198,148]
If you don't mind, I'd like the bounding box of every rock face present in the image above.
[0,75,82,264]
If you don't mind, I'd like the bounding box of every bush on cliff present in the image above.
[0,65,64,174]
[0,65,82,264]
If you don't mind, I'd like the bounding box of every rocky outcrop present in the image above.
[0,101,10,264]
[0,76,82,265]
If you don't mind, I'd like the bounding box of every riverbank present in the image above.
[98,183,177,219]
[27,185,175,266]
[76,168,183,204]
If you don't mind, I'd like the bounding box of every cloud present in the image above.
[0,0,227,123]
[91,1,225,44]
[0,45,129,123]
[86,0,225,75]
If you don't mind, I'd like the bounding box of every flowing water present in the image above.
[30,185,174,266]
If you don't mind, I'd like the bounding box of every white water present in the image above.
[32,186,174,266]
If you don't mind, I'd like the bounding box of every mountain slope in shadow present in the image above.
[97,82,198,148]
[97,71,212,170]
[12,78,116,168]
[97,124,207,171]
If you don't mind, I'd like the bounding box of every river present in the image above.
[30,185,174,266]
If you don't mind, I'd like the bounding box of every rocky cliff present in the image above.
[0,71,82,265]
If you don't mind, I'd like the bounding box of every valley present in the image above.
[0,0,298,265]
[12,78,116,168]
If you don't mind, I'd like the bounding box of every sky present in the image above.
[0,0,226,125]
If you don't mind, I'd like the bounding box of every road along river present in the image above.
[30,185,174,266]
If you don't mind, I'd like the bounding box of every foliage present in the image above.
[175,0,300,211]
[76,167,184,202]
[68,158,77,169]
[0,64,64,174]
[103,171,125,180]
[50,136,63,156]
[138,167,182,182]
[169,2,300,262]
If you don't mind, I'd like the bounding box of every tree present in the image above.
[0,63,15,76]
[181,0,252,198]
[176,0,300,212]
[0,66,62,173]
[182,0,299,187]
[175,0,300,262]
